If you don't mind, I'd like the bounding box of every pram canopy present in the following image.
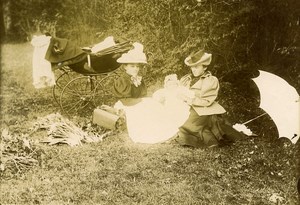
[46,37,133,75]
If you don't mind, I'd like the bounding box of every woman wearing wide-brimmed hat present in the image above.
[174,50,244,148]
[111,42,148,106]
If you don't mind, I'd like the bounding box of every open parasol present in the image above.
[250,70,299,144]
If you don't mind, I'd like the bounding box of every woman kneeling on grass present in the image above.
[174,50,245,148]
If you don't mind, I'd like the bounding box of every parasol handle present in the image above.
[242,113,267,125]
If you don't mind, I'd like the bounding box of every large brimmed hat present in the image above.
[117,42,147,64]
[184,50,212,67]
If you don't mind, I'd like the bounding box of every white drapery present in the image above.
[115,86,192,144]
[31,35,55,89]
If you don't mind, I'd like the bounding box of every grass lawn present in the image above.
[1,43,299,204]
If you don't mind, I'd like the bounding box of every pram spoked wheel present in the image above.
[52,67,79,105]
[59,75,98,116]
[93,73,119,107]
[58,72,118,117]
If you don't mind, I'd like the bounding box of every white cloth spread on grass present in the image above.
[31,35,55,89]
[114,84,194,144]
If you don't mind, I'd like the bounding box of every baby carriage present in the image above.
[48,37,133,116]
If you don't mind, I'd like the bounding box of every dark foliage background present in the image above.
[1,0,299,133]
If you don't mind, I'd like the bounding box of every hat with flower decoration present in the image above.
[117,42,147,64]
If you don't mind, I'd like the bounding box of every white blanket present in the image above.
[115,92,190,144]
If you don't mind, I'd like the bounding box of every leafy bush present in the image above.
[2,0,299,125]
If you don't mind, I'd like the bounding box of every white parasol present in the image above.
[251,70,299,144]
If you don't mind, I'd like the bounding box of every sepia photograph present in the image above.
[1,0,299,204]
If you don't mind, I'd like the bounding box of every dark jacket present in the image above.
[112,72,147,106]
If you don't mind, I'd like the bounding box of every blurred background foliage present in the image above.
[1,0,299,124]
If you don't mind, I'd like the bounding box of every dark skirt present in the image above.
[176,108,245,148]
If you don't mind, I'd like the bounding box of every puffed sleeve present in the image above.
[191,76,219,107]
[112,75,132,98]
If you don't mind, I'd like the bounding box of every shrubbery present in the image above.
[2,0,299,123]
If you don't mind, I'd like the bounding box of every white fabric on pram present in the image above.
[31,35,55,89]
[91,36,116,54]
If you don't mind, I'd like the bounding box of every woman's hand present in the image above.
[183,96,194,106]
[177,92,194,105]
[176,87,195,105]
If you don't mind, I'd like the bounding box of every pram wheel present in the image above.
[59,76,99,116]
[58,72,119,117]
[93,73,119,107]
[52,68,79,105]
